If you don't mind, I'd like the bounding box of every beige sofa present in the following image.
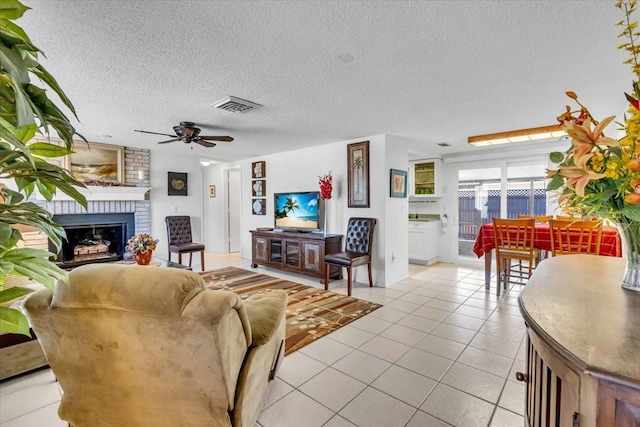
[24,263,287,427]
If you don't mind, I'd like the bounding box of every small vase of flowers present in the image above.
[127,233,159,265]
[546,0,640,290]
[319,172,333,236]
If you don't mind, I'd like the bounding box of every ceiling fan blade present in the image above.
[134,129,176,137]
[200,136,234,142]
[195,140,217,148]
[157,138,180,144]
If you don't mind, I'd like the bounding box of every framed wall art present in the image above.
[251,161,266,179]
[347,141,370,208]
[65,141,124,184]
[390,169,407,198]
[168,172,188,196]
[252,180,266,197]
[252,198,266,215]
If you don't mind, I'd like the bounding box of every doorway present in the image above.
[226,168,241,253]
[455,161,549,264]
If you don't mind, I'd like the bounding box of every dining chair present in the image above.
[549,219,603,256]
[165,216,206,271]
[517,214,552,262]
[493,217,538,296]
[324,217,376,296]
[555,215,599,221]
[518,214,552,223]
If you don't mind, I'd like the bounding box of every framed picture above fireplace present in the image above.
[64,142,124,184]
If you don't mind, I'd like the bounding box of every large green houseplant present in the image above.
[0,0,87,334]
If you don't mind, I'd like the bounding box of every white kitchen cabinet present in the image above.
[408,221,439,264]
[409,158,443,198]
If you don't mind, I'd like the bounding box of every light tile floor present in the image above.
[0,253,527,427]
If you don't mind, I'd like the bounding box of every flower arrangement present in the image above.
[318,172,333,199]
[546,0,640,289]
[127,233,158,255]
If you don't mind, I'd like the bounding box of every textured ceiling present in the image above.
[21,1,628,162]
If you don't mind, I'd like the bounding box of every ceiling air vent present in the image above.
[437,142,451,147]
[211,96,261,113]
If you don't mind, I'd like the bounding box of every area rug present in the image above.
[199,267,382,356]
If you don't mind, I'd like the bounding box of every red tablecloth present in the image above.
[473,223,621,258]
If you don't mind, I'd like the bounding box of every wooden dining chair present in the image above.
[549,219,603,256]
[493,217,539,296]
[518,215,552,262]
[555,215,599,221]
[518,214,552,223]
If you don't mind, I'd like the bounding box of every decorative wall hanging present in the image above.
[390,169,407,198]
[252,161,266,179]
[65,141,124,184]
[252,180,266,197]
[168,172,188,196]
[252,198,266,215]
[347,141,370,207]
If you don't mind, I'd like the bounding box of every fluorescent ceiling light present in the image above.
[468,124,565,147]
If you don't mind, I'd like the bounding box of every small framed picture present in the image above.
[168,172,188,196]
[390,169,407,198]
[347,141,370,207]
[252,161,266,179]
[209,185,216,198]
[252,180,266,197]
[252,198,266,215]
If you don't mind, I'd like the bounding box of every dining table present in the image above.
[473,222,622,288]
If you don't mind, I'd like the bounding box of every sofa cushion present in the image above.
[242,290,287,346]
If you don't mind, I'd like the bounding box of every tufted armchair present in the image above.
[165,215,205,271]
[23,264,287,427]
[324,217,377,296]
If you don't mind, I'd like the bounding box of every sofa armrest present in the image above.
[242,290,287,346]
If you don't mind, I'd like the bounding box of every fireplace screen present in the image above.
[51,213,135,269]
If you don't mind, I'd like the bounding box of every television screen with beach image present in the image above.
[274,191,321,231]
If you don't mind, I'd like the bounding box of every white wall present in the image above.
[232,134,408,286]
[384,135,410,284]
[150,151,204,257]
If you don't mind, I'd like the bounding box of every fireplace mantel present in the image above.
[36,186,150,201]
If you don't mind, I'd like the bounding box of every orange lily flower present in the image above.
[625,178,640,204]
[558,153,606,197]
[627,151,640,171]
[564,116,620,165]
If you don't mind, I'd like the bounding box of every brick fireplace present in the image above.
[20,147,152,263]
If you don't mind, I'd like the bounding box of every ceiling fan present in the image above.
[134,121,234,148]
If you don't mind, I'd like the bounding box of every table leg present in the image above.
[484,249,492,290]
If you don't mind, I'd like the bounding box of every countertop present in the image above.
[408,214,440,222]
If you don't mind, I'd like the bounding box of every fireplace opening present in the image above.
[51,213,135,269]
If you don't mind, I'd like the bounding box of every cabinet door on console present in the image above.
[302,241,323,274]
[597,381,640,426]
[254,237,268,263]
[525,330,580,427]
[284,240,301,269]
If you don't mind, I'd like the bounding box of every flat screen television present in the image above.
[274,191,323,232]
